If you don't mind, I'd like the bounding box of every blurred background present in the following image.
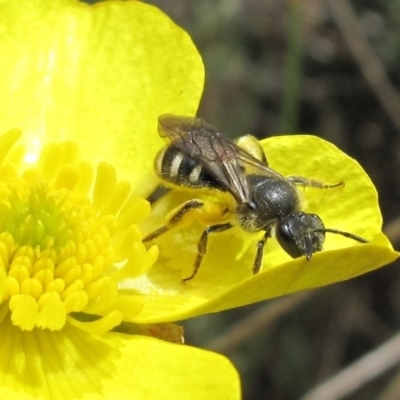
[144,1,400,399]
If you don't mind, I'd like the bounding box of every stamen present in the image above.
[0,132,157,332]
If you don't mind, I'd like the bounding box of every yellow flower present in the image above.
[0,0,240,399]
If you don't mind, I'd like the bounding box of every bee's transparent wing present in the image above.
[233,143,284,180]
[158,114,254,203]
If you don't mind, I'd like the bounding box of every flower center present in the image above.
[0,130,157,331]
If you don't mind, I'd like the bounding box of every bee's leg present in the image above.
[253,227,273,274]
[143,199,204,242]
[286,176,343,189]
[182,222,233,283]
[146,185,170,204]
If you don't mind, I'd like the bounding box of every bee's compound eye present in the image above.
[276,218,303,258]
[276,213,326,259]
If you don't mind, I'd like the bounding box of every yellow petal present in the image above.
[0,318,240,400]
[129,135,398,322]
[0,0,204,195]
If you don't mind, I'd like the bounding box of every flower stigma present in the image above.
[0,128,158,333]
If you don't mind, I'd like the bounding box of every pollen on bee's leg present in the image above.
[0,133,158,332]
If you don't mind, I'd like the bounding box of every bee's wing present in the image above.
[158,115,202,142]
[158,114,253,203]
[233,144,285,180]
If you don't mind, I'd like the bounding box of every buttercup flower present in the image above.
[1,0,398,398]
[0,0,241,399]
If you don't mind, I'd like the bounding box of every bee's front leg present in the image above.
[253,226,273,274]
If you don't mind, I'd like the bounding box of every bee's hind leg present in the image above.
[182,222,233,283]
[143,199,204,242]
[286,176,343,189]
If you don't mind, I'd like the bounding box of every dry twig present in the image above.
[325,0,400,132]
[301,330,400,400]
[205,291,313,354]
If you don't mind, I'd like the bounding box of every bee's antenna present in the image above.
[314,228,368,243]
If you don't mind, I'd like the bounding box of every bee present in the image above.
[144,114,368,282]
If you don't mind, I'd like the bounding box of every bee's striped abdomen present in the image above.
[155,145,224,190]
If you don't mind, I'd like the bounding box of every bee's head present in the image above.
[276,212,325,259]
[276,212,368,259]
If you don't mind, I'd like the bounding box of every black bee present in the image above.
[144,115,367,282]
